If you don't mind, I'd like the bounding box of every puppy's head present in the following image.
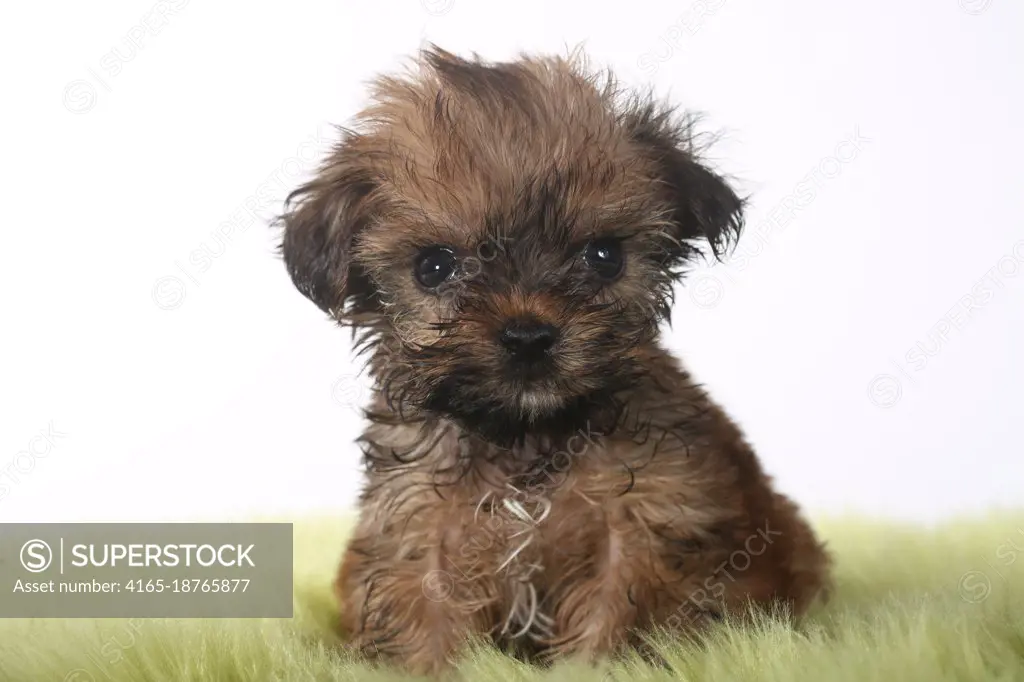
[280,47,743,444]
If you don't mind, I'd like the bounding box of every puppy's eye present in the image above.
[583,238,624,280]
[414,246,457,289]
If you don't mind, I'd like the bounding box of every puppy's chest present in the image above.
[367,420,709,637]
[465,444,686,641]
[467,483,555,641]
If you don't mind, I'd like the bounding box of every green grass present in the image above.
[1,513,1022,681]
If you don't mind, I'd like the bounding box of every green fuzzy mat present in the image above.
[1,513,1022,682]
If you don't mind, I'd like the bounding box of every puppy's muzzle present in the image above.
[498,318,559,363]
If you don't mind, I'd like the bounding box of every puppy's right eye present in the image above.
[414,246,457,289]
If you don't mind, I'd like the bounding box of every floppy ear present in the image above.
[278,133,379,319]
[624,104,745,264]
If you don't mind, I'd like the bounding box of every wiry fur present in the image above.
[277,46,830,676]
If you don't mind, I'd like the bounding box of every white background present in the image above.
[2,0,1021,523]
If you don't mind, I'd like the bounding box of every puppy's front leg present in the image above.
[335,506,501,675]
[542,487,828,661]
[540,502,691,660]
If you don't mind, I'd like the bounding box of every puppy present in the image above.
[279,47,830,675]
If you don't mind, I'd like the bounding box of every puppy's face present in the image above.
[281,48,744,444]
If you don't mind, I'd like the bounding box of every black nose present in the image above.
[499,319,558,360]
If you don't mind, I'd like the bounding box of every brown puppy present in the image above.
[279,47,830,675]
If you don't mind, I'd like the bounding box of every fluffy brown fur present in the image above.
[278,46,830,676]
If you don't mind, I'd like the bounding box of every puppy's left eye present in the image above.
[583,238,624,280]
[414,246,457,289]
